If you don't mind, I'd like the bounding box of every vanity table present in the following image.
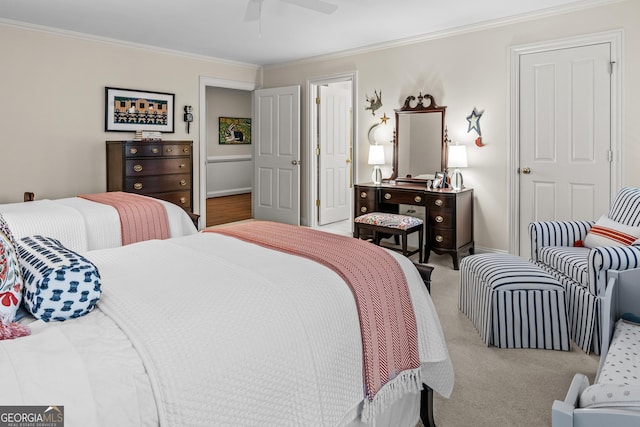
[354,182,473,270]
[355,92,474,269]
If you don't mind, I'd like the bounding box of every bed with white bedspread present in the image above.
[0,195,197,252]
[0,201,453,426]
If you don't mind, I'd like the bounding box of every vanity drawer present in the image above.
[429,228,454,249]
[125,158,191,176]
[428,209,454,228]
[125,174,191,194]
[380,189,426,205]
[355,187,376,215]
[425,194,454,209]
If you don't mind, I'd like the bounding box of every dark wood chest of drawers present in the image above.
[354,182,474,269]
[106,140,193,213]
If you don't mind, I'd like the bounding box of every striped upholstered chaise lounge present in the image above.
[529,187,640,354]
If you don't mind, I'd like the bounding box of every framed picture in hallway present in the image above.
[219,117,251,144]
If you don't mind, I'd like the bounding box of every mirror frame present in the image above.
[391,93,447,182]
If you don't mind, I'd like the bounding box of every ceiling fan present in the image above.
[244,0,338,22]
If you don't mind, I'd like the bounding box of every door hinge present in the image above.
[608,149,613,162]
[609,61,616,75]
[316,146,320,156]
[315,97,320,105]
[316,199,320,207]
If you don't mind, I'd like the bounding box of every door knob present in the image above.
[521,167,531,174]
[291,160,301,165]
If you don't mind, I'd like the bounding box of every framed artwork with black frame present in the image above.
[105,87,175,133]
[218,117,251,144]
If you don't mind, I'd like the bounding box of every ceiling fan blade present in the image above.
[281,0,338,14]
[244,0,261,21]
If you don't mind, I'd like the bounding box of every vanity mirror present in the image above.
[391,93,447,182]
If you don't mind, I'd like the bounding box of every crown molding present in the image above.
[0,18,261,71]
[264,0,625,69]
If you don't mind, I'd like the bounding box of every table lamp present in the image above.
[448,143,468,191]
[368,144,385,185]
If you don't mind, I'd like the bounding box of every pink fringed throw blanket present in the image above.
[79,192,170,246]
[205,221,421,420]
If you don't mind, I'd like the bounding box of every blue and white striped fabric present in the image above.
[529,187,640,354]
[17,235,101,322]
[459,253,570,351]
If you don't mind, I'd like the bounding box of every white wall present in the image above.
[261,0,640,252]
[1,2,638,252]
[0,22,261,215]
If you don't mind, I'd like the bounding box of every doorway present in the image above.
[508,31,623,257]
[198,77,258,228]
[308,73,357,231]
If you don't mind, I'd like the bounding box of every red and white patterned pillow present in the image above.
[0,213,29,339]
[583,215,640,248]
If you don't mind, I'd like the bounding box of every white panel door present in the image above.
[253,86,300,225]
[318,85,351,225]
[519,43,611,258]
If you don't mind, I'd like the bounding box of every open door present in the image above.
[253,85,301,225]
[318,84,351,225]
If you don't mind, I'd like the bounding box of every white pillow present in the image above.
[580,383,640,409]
[583,215,640,248]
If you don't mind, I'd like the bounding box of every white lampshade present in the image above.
[448,144,468,191]
[368,144,385,185]
[368,144,385,165]
[448,144,468,168]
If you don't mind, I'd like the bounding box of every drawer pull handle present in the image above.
[179,179,187,186]
[166,148,173,153]
[183,147,189,153]
[435,235,444,243]
[384,193,392,200]
[435,215,444,223]
[133,183,143,190]
[360,191,367,199]
[180,197,187,204]
[129,148,138,154]
[414,196,422,203]
[434,199,444,207]
[151,148,159,154]
[360,206,368,213]
[133,164,143,172]
[179,163,186,169]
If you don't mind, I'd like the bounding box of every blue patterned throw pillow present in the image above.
[17,235,101,322]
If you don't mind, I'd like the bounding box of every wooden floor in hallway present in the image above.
[206,193,252,227]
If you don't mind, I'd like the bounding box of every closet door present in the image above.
[518,42,612,258]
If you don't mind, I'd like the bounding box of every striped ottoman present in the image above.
[459,253,570,351]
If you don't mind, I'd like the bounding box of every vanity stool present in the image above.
[354,212,423,262]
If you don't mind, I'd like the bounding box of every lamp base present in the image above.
[372,165,382,185]
[450,168,464,191]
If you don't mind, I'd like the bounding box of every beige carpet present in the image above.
[419,252,599,427]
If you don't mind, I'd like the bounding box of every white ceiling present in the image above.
[0,0,611,66]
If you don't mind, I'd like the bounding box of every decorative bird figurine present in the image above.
[365,90,382,116]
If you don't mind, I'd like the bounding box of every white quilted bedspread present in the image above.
[88,232,453,426]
